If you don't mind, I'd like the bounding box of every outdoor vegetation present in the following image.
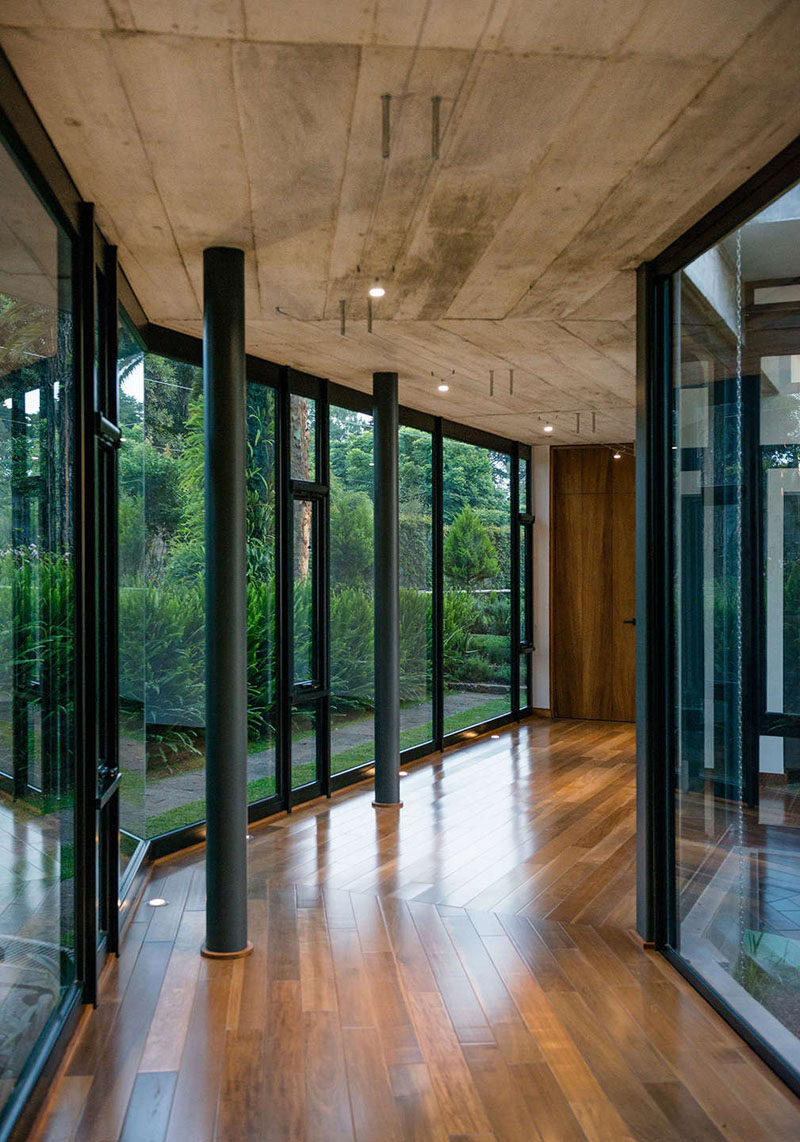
[113,347,516,839]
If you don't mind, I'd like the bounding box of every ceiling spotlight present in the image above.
[438,383,449,392]
[369,282,385,298]
[613,450,622,460]
[543,423,554,434]
[147,898,168,908]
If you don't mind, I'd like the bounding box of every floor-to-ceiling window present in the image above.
[442,437,512,732]
[329,406,375,775]
[0,137,76,1116]
[668,177,800,1083]
[399,425,434,750]
[245,383,277,802]
[117,314,146,868]
[117,349,206,839]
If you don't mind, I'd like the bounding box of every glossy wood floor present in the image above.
[33,719,800,1141]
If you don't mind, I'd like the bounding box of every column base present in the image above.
[201,941,254,960]
[372,801,403,809]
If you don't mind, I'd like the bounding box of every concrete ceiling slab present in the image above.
[0,0,798,443]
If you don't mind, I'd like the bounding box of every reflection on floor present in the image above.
[0,791,67,1107]
[34,718,800,1141]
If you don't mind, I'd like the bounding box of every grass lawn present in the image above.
[144,696,511,838]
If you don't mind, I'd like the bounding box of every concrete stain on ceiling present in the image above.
[0,0,798,442]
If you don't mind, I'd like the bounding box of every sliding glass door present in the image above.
[667,176,800,1087]
[0,137,77,1119]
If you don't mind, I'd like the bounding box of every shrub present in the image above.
[248,576,276,741]
[443,589,476,682]
[444,506,499,587]
[330,587,373,709]
[119,578,205,727]
[330,489,373,590]
[399,587,430,702]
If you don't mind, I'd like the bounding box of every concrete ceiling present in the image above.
[1,1,798,443]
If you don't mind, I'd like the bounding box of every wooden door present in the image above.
[551,446,636,721]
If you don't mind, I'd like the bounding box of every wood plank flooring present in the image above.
[32,718,800,1141]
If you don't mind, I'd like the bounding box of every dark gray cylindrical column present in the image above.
[373,372,402,808]
[202,247,252,957]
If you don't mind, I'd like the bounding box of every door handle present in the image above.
[623,619,636,625]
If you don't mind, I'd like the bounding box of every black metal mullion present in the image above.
[10,386,30,798]
[510,444,521,722]
[318,382,331,796]
[99,244,120,955]
[432,419,444,750]
[276,370,292,810]
[74,202,98,1004]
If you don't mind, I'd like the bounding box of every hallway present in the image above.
[34,719,800,1141]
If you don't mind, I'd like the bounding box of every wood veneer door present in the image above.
[552,446,636,721]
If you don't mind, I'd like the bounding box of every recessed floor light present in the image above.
[399,770,408,777]
[491,734,500,739]
[147,898,168,908]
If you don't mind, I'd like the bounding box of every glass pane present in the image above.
[139,353,205,839]
[519,654,530,712]
[291,704,317,789]
[117,314,146,869]
[520,522,527,644]
[246,383,277,803]
[290,394,315,481]
[674,180,800,1076]
[329,407,375,775]
[293,499,315,685]
[0,137,75,1110]
[443,440,511,731]
[519,456,529,514]
[399,426,433,750]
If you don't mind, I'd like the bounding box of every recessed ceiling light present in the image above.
[438,383,449,392]
[491,734,500,740]
[543,424,554,434]
[369,284,385,298]
[399,770,408,777]
[613,450,622,460]
[147,898,168,908]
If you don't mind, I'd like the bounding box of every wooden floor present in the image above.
[33,718,800,1141]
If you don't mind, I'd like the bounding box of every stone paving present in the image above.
[140,689,506,820]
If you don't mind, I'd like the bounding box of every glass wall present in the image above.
[117,316,146,868]
[673,181,800,1078]
[245,383,276,802]
[0,138,76,1114]
[443,438,512,732]
[399,426,433,750]
[329,407,375,774]
[116,348,206,839]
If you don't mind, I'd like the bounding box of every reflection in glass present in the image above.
[674,180,800,1076]
[329,408,375,774]
[117,315,146,868]
[291,704,318,789]
[117,351,206,839]
[293,499,315,686]
[246,384,276,802]
[290,394,315,481]
[399,427,434,749]
[0,138,75,1111]
[443,440,511,731]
